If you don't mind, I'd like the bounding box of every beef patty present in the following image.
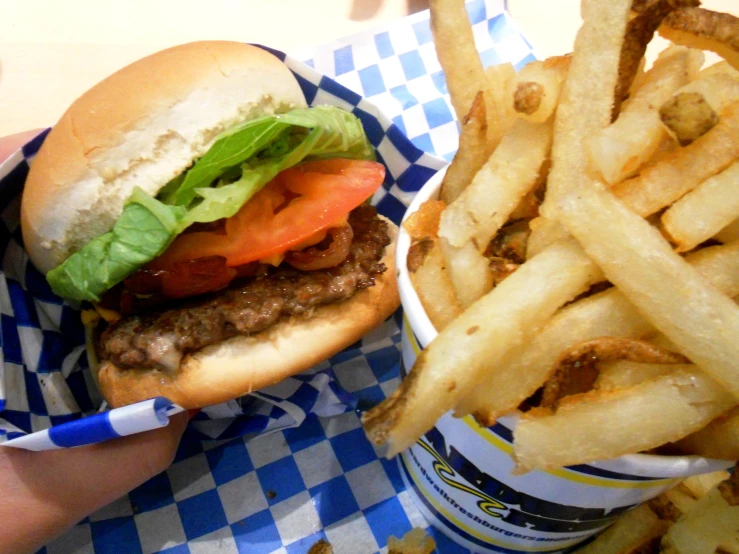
[100,206,390,370]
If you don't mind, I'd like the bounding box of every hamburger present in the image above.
[21,41,399,409]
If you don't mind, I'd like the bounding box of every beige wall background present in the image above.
[0,0,736,136]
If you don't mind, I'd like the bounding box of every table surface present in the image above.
[1,0,736,137]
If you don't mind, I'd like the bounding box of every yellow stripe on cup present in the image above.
[404,315,422,356]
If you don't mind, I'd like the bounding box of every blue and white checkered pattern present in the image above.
[297,0,536,162]
[0,1,536,552]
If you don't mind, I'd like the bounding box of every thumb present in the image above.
[0,411,188,553]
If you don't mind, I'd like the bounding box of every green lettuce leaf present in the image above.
[47,105,374,302]
[183,106,374,225]
[47,188,187,302]
[161,117,287,206]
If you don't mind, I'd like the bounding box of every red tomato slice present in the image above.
[151,158,385,269]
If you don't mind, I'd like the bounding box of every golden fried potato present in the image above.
[514,369,734,472]
[660,91,719,145]
[388,528,436,554]
[540,337,688,409]
[612,101,739,217]
[556,184,739,398]
[429,0,487,120]
[439,91,490,205]
[662,160,739,252]
[659,7,739,70]
[402,200,446,240]
[408,238,463,331]
[675,407,739,460]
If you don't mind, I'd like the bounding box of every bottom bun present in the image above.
[95,221,399,409]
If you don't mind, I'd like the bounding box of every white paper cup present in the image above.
[395,169,732,554]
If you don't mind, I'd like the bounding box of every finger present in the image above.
[0,412,188,553]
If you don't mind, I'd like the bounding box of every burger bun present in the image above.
[22,41,307,274]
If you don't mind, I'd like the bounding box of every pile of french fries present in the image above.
[580,468,739,553]
[363,0,739,549]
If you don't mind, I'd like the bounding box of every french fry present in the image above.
[408,239,463,331]
[612,106,739,220]
[657,70,739,147]
[587,46,703,185]
[684,71,739,105]
[387,528,436,554]
[439,119,553,249]
[660,481,739,553]
[527,0,632,256]
[484,63,518,150]
[508,183,543,222]
[439,118,552,307]
[525,217,572,258]
[555,183,739,398]
[512,55,571,123]
[681,470,732,499]
[680,240,739,295]
[460,287,651,421]
[402,200,446,240]
[575,503,669,554]
[699,59,739,79]
[651,487,698,522]
[629,0,658,14]
[587,470,739,554]
[462,241,739,423]
[645,331,682,352]
[439,238,493,308]
[439,92,490,205]
[513,81,544,117]
[595,331,693,391]
[613,0,699,117]
[429,0,487,121]
[363,239,603,456]
[540,337,688,410]
[662,160,739,252]
[659,7,739,71]
[626,56,648,97]
[596,361,692,390]
[674,407,739,460]
[486,220,529,263]
[513,369,736,472]
[659,91,719,146]
[717,219,739,243]
[307,540,332,554]
[593,103,739,251]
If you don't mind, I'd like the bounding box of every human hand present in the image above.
[0,132,190,552]
[0,412,188,553]
[0,133,189,552]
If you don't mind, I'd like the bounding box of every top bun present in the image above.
[22,41,307,274]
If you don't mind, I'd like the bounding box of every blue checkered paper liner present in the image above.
[295,0,537,163]
[0,1,537,552]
